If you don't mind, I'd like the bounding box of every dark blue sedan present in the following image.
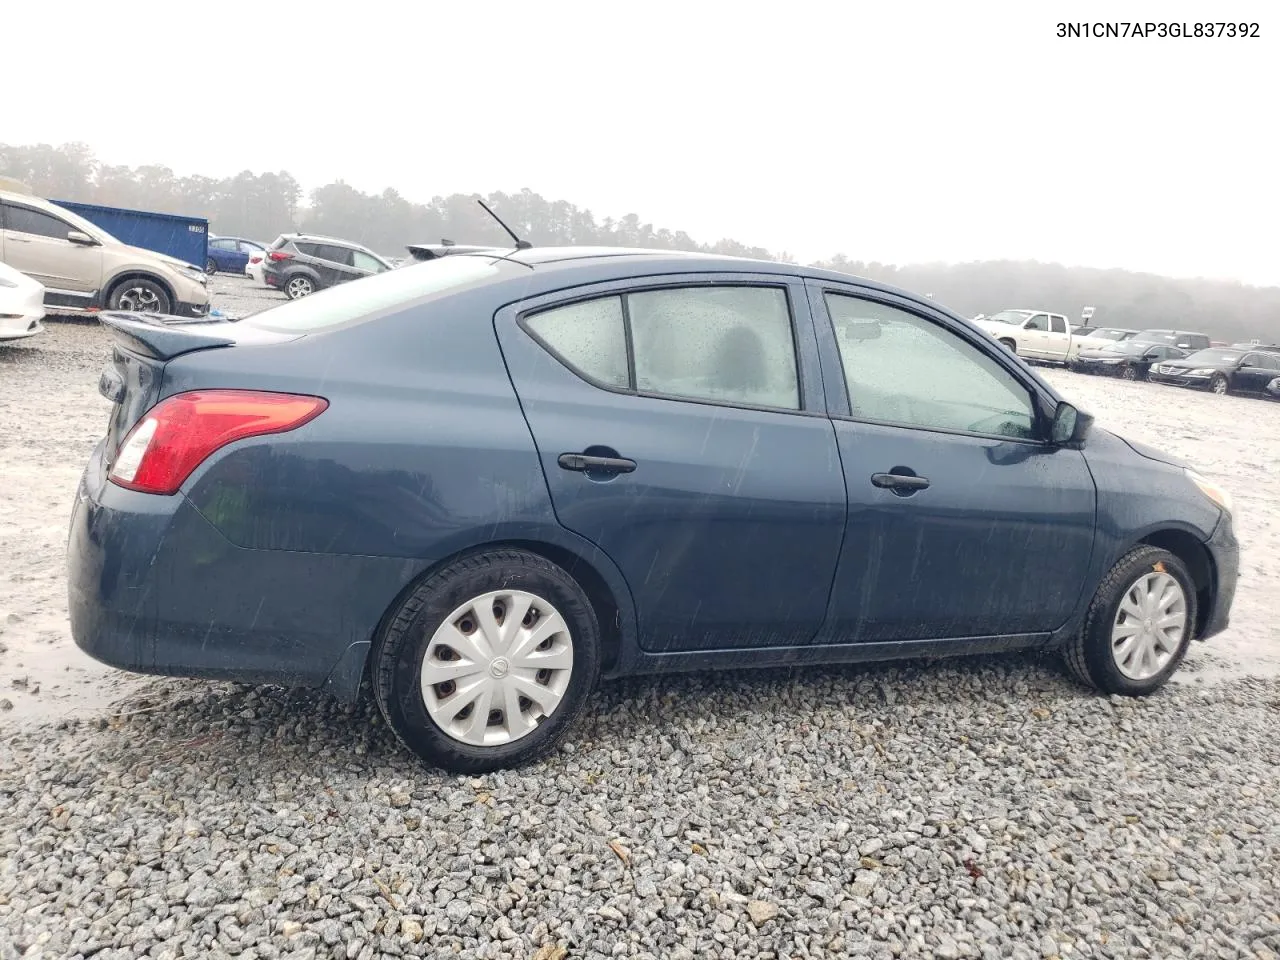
[205,235,266,275]
[69,247,1239,771]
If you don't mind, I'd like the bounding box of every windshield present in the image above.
[1090,329,1131,341]
[1105,340,1156,355]
[1184,350,1243,365]
[242,255,502,332]
[985,310,1034,325]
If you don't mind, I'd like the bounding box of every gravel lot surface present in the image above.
[2,278,1279,959]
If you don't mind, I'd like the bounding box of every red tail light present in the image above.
[249,255,263,264]
[109,390,328,495]
[267,251,293,262]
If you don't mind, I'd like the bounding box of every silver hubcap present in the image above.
[1212,378,1227,394]
[287,278,313,298]
[420,590,574,747]
[118,286,161,312]
[1110,571,1187,680]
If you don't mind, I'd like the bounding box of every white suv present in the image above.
[0,190,210,317]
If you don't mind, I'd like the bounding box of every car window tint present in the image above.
[1050,315,1067,334]
[525,297,629,389]
[827,294,1037,440]
[628,286,799,410]
[314,244,353,266]
[3,204,71,240]
[292,241,320,256]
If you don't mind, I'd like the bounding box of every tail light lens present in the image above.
[109,390,328,495]
[267,251,294,262]
[249,255,263,264]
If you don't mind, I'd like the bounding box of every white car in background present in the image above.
[0,260,46,341]
[245,249,268,284]
[973,308,1075,364]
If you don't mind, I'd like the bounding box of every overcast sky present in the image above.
[7,1,1277,284]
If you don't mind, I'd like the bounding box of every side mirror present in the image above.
[1050,401,1093,446]
[66,230,99,246]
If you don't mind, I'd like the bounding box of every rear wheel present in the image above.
[1064,546,1196,695]
[107,278,171,315]
[1120,364,1139,381]
[285,275,316,299]
[1210,374,1229,395]
[372,549,602,772]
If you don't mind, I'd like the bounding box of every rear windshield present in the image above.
[241,256,503,333]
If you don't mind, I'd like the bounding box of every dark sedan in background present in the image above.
[1148,348,1280,396]
[1071,340,1187,381]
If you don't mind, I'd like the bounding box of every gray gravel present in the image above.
[4,277,1280,959]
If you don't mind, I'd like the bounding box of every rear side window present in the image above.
[3,204,72,240]
[524,285,800,410]
[317,244,355,266]
[292,241,321,257]
[242,255,501,333]
[1050,315,1067,333]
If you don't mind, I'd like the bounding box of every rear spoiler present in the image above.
[99,312,238,361]
[406,243,506,262]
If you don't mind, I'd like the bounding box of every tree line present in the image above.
[2,142,1276,342]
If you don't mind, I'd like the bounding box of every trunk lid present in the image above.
[97,311,302,467]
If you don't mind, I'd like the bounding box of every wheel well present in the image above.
[508,540,623,672]
[105,272,175,308]
[367,540,624,677]
[1138,529,1214,636]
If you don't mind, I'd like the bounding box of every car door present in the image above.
[494,274,847,653]
[1236,353,1280,393]
[806,281,1097,643]
[316,244,361,286]
[1047,314,1071,360]
[0,201,102,300]
[208,238,235,270]
[1020,312,1050,358]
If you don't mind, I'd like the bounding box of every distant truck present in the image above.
[972,309,1075,364]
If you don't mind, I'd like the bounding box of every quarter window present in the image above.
[524,285,801,410]
[525,297,629,388]
[827,294,1038,440]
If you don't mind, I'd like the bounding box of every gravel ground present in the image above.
[3,280,1280,959]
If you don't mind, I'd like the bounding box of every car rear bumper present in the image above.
[1200,510,1238,640]
[66,441,411,702]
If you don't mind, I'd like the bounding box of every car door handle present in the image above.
[871,472,930,492]
[558,453,637,474]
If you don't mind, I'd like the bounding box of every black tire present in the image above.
[107,277,171,314]
[999,338,1017,353]
[1063,545,1197,695]
[1210,374,1229,396]
[372,549,602,773]
[1120,364,1139,381]
[205,258,218,275]
[284,274,317,300]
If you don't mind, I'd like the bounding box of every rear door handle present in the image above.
[871,472,930,492]
[558,453,637,475]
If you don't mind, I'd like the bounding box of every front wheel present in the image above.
[285,275,316,299]
[1063,546,1197,695]
[107,278,171,314]
[205,258,218,275]
[999,338,1017,353]
[372,549,602,773]
[1210,374,1229,395]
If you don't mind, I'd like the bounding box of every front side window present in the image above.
[3,204,72,240]
[523,285,801,410]
[827,294,1038,440]
[1024,314,1048,331]
[352,250,387,273]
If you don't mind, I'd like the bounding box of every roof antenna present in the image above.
[476,199,532,250]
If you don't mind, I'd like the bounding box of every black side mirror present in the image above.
[1051,401,1093,446]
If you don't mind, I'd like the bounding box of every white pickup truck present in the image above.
[971,309,1075,364]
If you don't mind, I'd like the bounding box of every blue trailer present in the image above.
[52,199,208,269]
